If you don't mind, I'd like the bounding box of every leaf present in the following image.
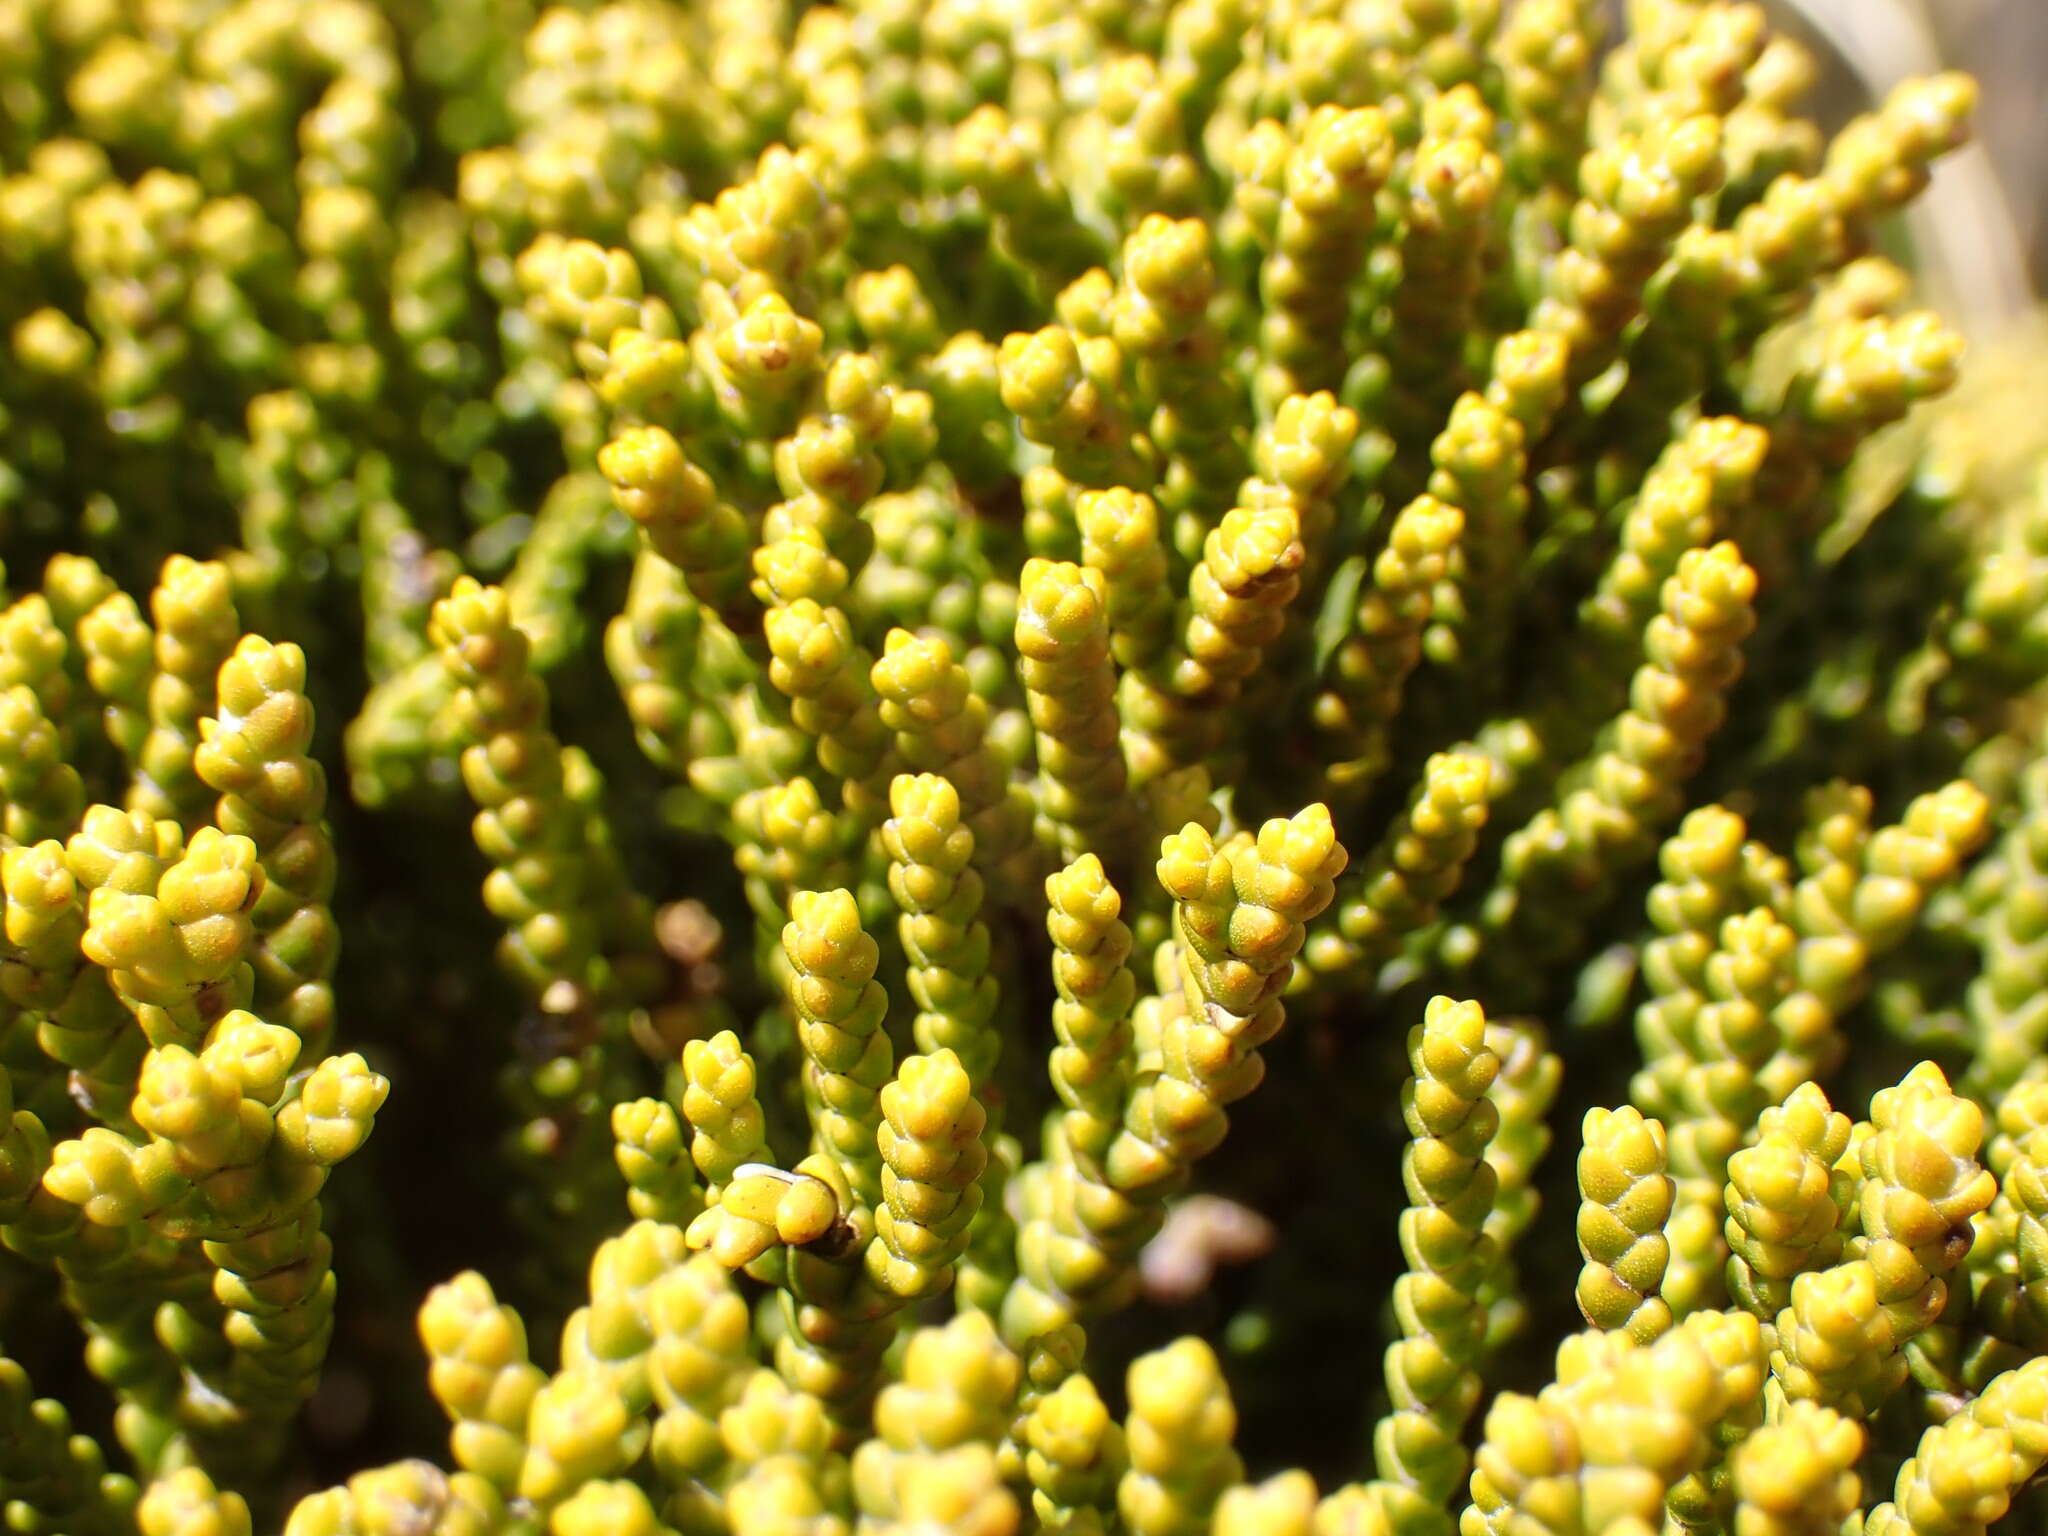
[1313,554,1369,676]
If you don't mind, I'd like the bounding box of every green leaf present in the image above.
[1313,554,1369,676]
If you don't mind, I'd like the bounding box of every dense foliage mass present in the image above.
[4,0,2048,1531]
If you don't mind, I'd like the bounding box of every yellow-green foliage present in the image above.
[5,0,2048,1533]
